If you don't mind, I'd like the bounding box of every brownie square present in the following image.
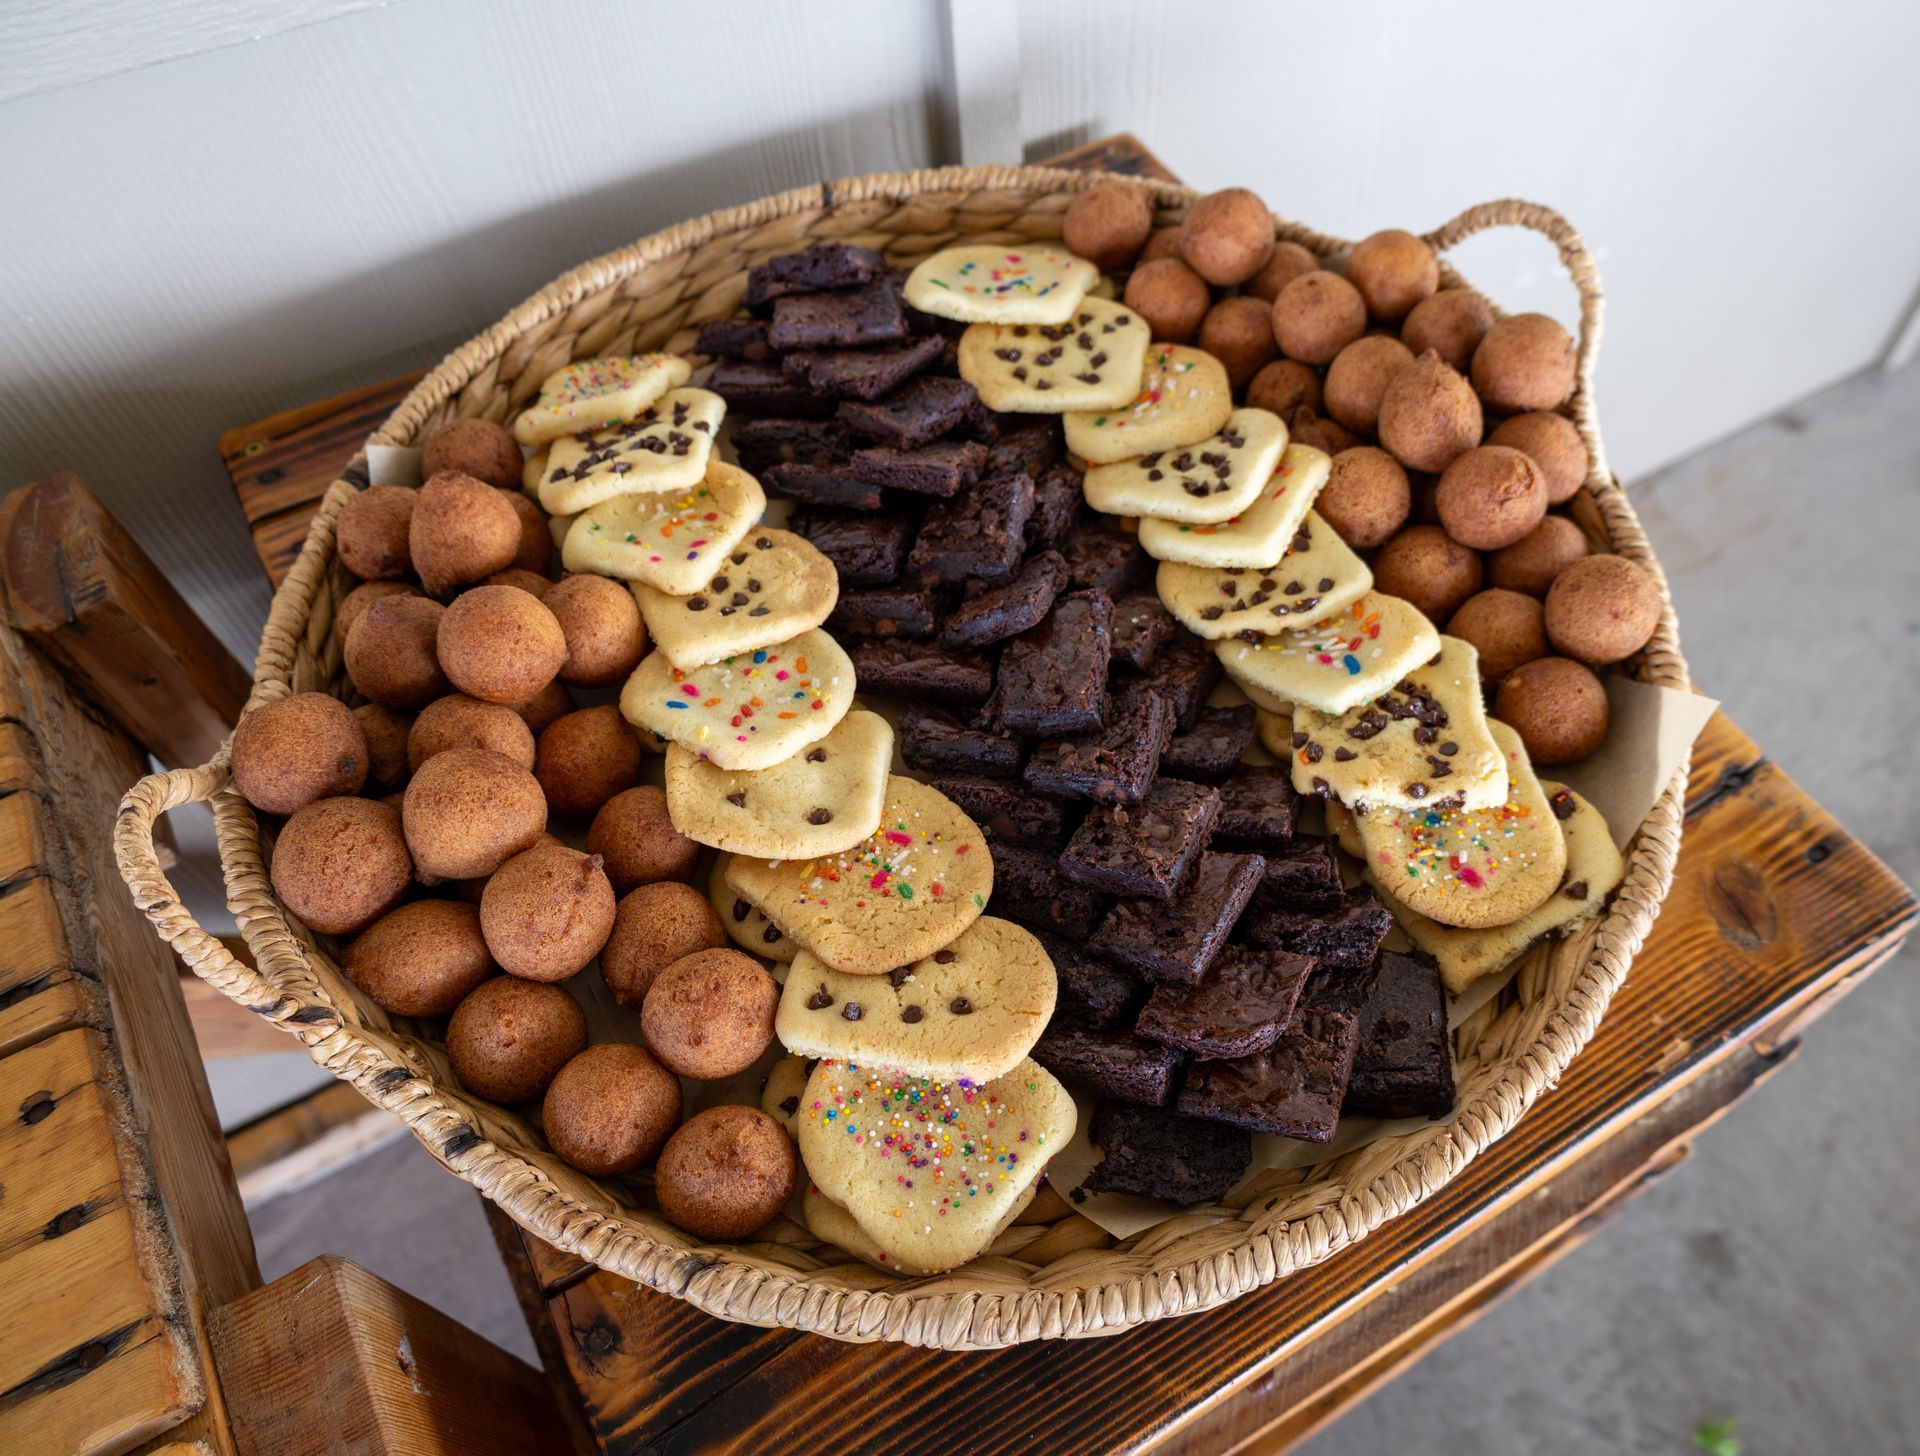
[1038,932,1144,1031]
[1253,836,1345,913]
[1320,950,1455,1120]
[790,509,912,585]
[850,440,988,500]
[788,335,945,401]
[838,375,978,449]
[908,473,1037,586]
[1239,886,1393,970]
[767,277,906,350]
[1034,1026,1184,1107]
[1084,1102,1252,1206]
[929,775,1066,848]
[941,551,1067,649]
[848,639,994,706]
[1059,779,1221,899]
[731,417,850,472]
[1135,948,1315,1061]
[1023,683,1174,805]
[1213,766,1300,850]
[1060,522,1152,595]
[763,463,884,512]
[901,707,1026,779]
[1109,591,1176,672]
[1025,465,1083,551]
[694,317,771,359]
[708,361,835,418]
[1151,636,1224,730]
[745,241,885,309]
[1160,704,1256,782]
[827,587,938,639]
[989,588,1111,733]
[1175,1009,1360,1142]
[986,417,1061,479]
[1092,850,1266,985]
[989,844,1111,938]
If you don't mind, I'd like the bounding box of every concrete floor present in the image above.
[249,361,1920,1452]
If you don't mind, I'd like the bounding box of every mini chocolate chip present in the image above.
[949,997,973,1015]
[1334,746,1357,761]
[1318,578,1334,592]
[1303,742,1323,763]
[806,807,832,824]
[726,792,746,807]
[1291,732,1308,749]
[779,1095,799,1115]
[933,948,957,964]
[1564,881,1589,900]
[1550,789,1576,820]
[901,1006,924,1024]
[1440,741,1459,755]
[761,925,782,945]
[732,899,750,922]
[887,967,914,987]
[842,1002,863,1021]
[805,988,834,1010]
[687,597,708,611]
[807,747,828,762]
[1405,782,1428,799]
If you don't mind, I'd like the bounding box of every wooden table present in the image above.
[216,137,1917,1455]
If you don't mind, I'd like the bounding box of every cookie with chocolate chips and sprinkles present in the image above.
[956,296,1150,413]
[1064,344,1233,464]
[562,459,765,595]
[1155,511,1372,640]
[775,916,1055,1080]
[904,244,1098,325]
[1137,442,1331,569]
[724,774,993,974]
[537,388,724,513]
[1083,405,1288,524]
[632,527,838,669]
[511,353,692,446]
[1215,590,1439,717]
[664,709,892,860]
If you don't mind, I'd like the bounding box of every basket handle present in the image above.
[115,763,284,1012]
[1419,199,1609,485]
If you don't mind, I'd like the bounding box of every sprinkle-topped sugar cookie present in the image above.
[1356,720,1566,928]
[955,296,1150,413]
[725,774,993,974]
[620,626,854,772]
[1083,406,1287,525]
[632,527,838,670]
[1137,443,1331,569]
[904,244,1098,325]
[511,354,693,445]
[1156,511,1373,641]
[561,460,765,596]
[1216,590,1439,717]
[538,388,724,514]
[1063,343,1233,464]
[797,1057,1074,1272]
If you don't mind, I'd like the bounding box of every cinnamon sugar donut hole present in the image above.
[1122,258,1211,343]
[1197,296,1280,389]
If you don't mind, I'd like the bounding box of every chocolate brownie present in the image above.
[1025,465,1083,551]
[1134,948,1314,1061]
[836,376,976,450]
[1175,1008,1360,1142]
[744,241,885,309]
[826,587,938,639]
[1033,1026,1184,1107]
[908,473,1036,586]
[1149,635,1224,730]
[1252,836,1345,913]
[1213,767,1299,850]
[901,706,1026,779]
[1023,683,1174,805]
[1091,850,1266,984]
[1316,951,1455,1120]
[784,335,945,401]
[730,417,850,472]
[707,360,835,418]
[767,277,906,350]
[989,844,1111,938]
[1038,932,1143,1031]
[763,463,884,512]
[929,775,1066,847]
[789,508,912,585]
[1160,704,1257,782]
[1084,1103,1251,1206]
[960,397,1011,444]
[1060,521,1153,595]
[848,639,994,706]
[988,588,1111,733]
[694,317,771,359]
[985,417,1061,479]
[1109,591,1177,672]
[1239,886,1392,970]
[1059,778,1221,899]
[850,440,988,499]
[941,551,1067,649]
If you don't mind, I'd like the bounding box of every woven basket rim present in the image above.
[118,164,1688,1349]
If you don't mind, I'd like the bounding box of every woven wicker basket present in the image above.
[115,166,1687,1349]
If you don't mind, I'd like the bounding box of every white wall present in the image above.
[3,0,1917,665]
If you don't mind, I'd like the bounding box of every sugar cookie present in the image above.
[956,298,1150,414]
[562,461,766,596]
[1083,407,1287,525]
[537,388,724,513]
[664,709,892,858]
[1137,443,1331,568]
[633,527,838,669]
[1215,591,1439,717]
[511,355,692,445]
[1156,512,1371,640]
[620,627,854,771]
[1062,345,1233,463]
[904,244,1098,325]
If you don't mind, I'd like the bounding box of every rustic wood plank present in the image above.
[0,474,251,767]
[208,1256,570,1456]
